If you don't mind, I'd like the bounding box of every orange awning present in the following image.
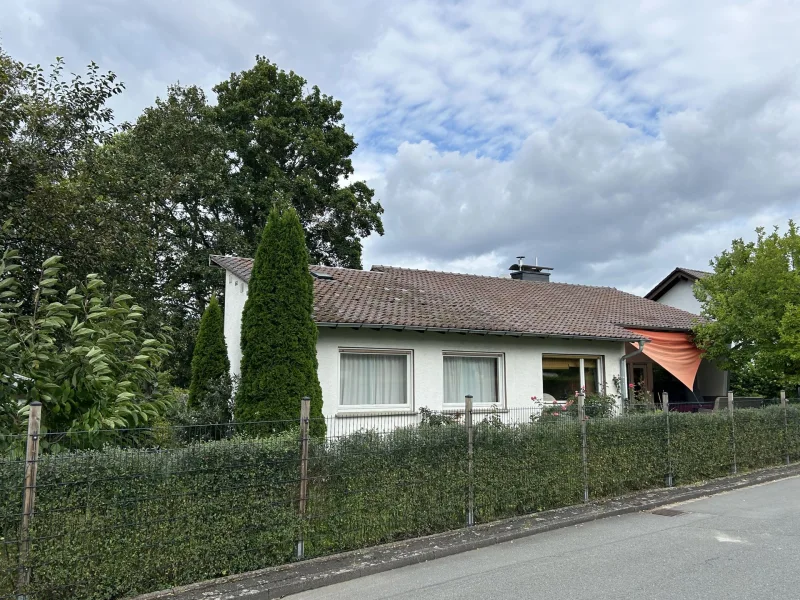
[626,329,702,390]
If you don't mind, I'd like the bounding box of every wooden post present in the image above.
[578,392,589,503]
[728,391,737,475]
[664,392,673,487]
[781,390,790,465]
[296,396,311,559]
[17,401,42,595]
[465,395,474,527]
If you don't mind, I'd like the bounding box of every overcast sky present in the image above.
[3,0,799,294]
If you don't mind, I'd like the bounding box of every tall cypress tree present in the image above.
[235,206,324,434]
[188,295,231,408]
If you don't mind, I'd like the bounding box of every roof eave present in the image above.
[316,322,642,343]
[644,268,703,301]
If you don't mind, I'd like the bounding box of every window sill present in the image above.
[441,407,508,414]
[335,410,417,418]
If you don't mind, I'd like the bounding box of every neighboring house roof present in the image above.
[645,267,712,302]
[210,256,701,342]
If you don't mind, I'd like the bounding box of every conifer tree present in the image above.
[188,296,231,409]
[235,206,324,434]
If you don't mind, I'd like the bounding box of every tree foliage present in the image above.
[188,296,230,409]
[214,56,384,268]
[1,45,383,387]
[235,207,324,433]
[0,50,137,301]
[694,221,800,396]
[0,245,173,438]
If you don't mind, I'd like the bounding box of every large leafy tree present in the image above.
[2,46,384,386]
[95,85,241,384]
[235,206,324,434]
[214,56,384,268]
[188,295,230,409]
[0,49,142,299]
[694,222,800,396]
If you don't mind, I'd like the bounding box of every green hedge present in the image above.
[1,407,798,600]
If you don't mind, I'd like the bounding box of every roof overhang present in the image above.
[645,268,705,302]
[316,322,644,343]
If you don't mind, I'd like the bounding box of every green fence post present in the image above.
[296,396,310,559]
[728,391,737,475]
[782,390,789,466]
[465,395,474,527]
[578,392,588,502]
[664,392,673,487]
[17,401,42,599]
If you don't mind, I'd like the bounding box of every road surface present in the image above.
[291,476,800,599]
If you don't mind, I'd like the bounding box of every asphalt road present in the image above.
[291,476,800,600]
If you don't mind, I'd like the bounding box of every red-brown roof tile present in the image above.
[210,256,701,341]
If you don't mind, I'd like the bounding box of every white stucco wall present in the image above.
[655,280,702,315]
[317,329,625,416]
[223,272,248,379]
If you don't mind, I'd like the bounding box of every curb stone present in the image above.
[130,463,800,600]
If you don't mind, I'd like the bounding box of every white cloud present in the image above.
[3,0,800,291]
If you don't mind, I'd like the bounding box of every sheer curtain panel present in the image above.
[340,353,408,406]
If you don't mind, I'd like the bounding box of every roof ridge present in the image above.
[371,264,629,292]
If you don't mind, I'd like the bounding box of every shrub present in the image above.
[1,407,798,600]
[0,251,173,445]
[188,296,230,409]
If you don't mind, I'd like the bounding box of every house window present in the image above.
[339,350,411,408]
[443,353,504,406]
[541,355,602,401]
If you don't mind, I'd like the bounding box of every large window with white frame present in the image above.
[443,352,504,406]
[541,355,602,401]
[339,349,412,409]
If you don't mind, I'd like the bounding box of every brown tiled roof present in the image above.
[210,256,702,341]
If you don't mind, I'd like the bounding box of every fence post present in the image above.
[296,396,311,560]
[663,392,673,487]
[465,395,474,527]
[17,401,42,596]
[578,392,589,503]
[781,390,789,466]
[728,391,737,475]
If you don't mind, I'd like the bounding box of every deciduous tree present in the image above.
[694,222,800,396]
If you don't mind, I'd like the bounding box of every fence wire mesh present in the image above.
[1,400,799,600]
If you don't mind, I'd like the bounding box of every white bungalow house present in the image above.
[210,256,727,419]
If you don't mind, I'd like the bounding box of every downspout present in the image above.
[619,339,647,414]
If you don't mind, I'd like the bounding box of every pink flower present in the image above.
[628,383,635,389]
[552,400,558,405]
[530,396,537,401]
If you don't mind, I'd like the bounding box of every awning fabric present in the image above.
[625,328,703,390]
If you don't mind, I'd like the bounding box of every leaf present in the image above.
[41,256,63,269]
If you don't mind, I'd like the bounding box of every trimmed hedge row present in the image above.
[1,407,799,600]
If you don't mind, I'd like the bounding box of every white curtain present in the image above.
[340,353,408,406]
[443,356,498,404]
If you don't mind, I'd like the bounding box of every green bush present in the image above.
[188,296,230,410]
[1,407,798,600]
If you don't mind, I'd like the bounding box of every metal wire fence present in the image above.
[1,394,799,600]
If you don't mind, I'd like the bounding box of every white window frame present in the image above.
[541,354,604,397]
[337,348,414,412]
[442,351,506,407]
